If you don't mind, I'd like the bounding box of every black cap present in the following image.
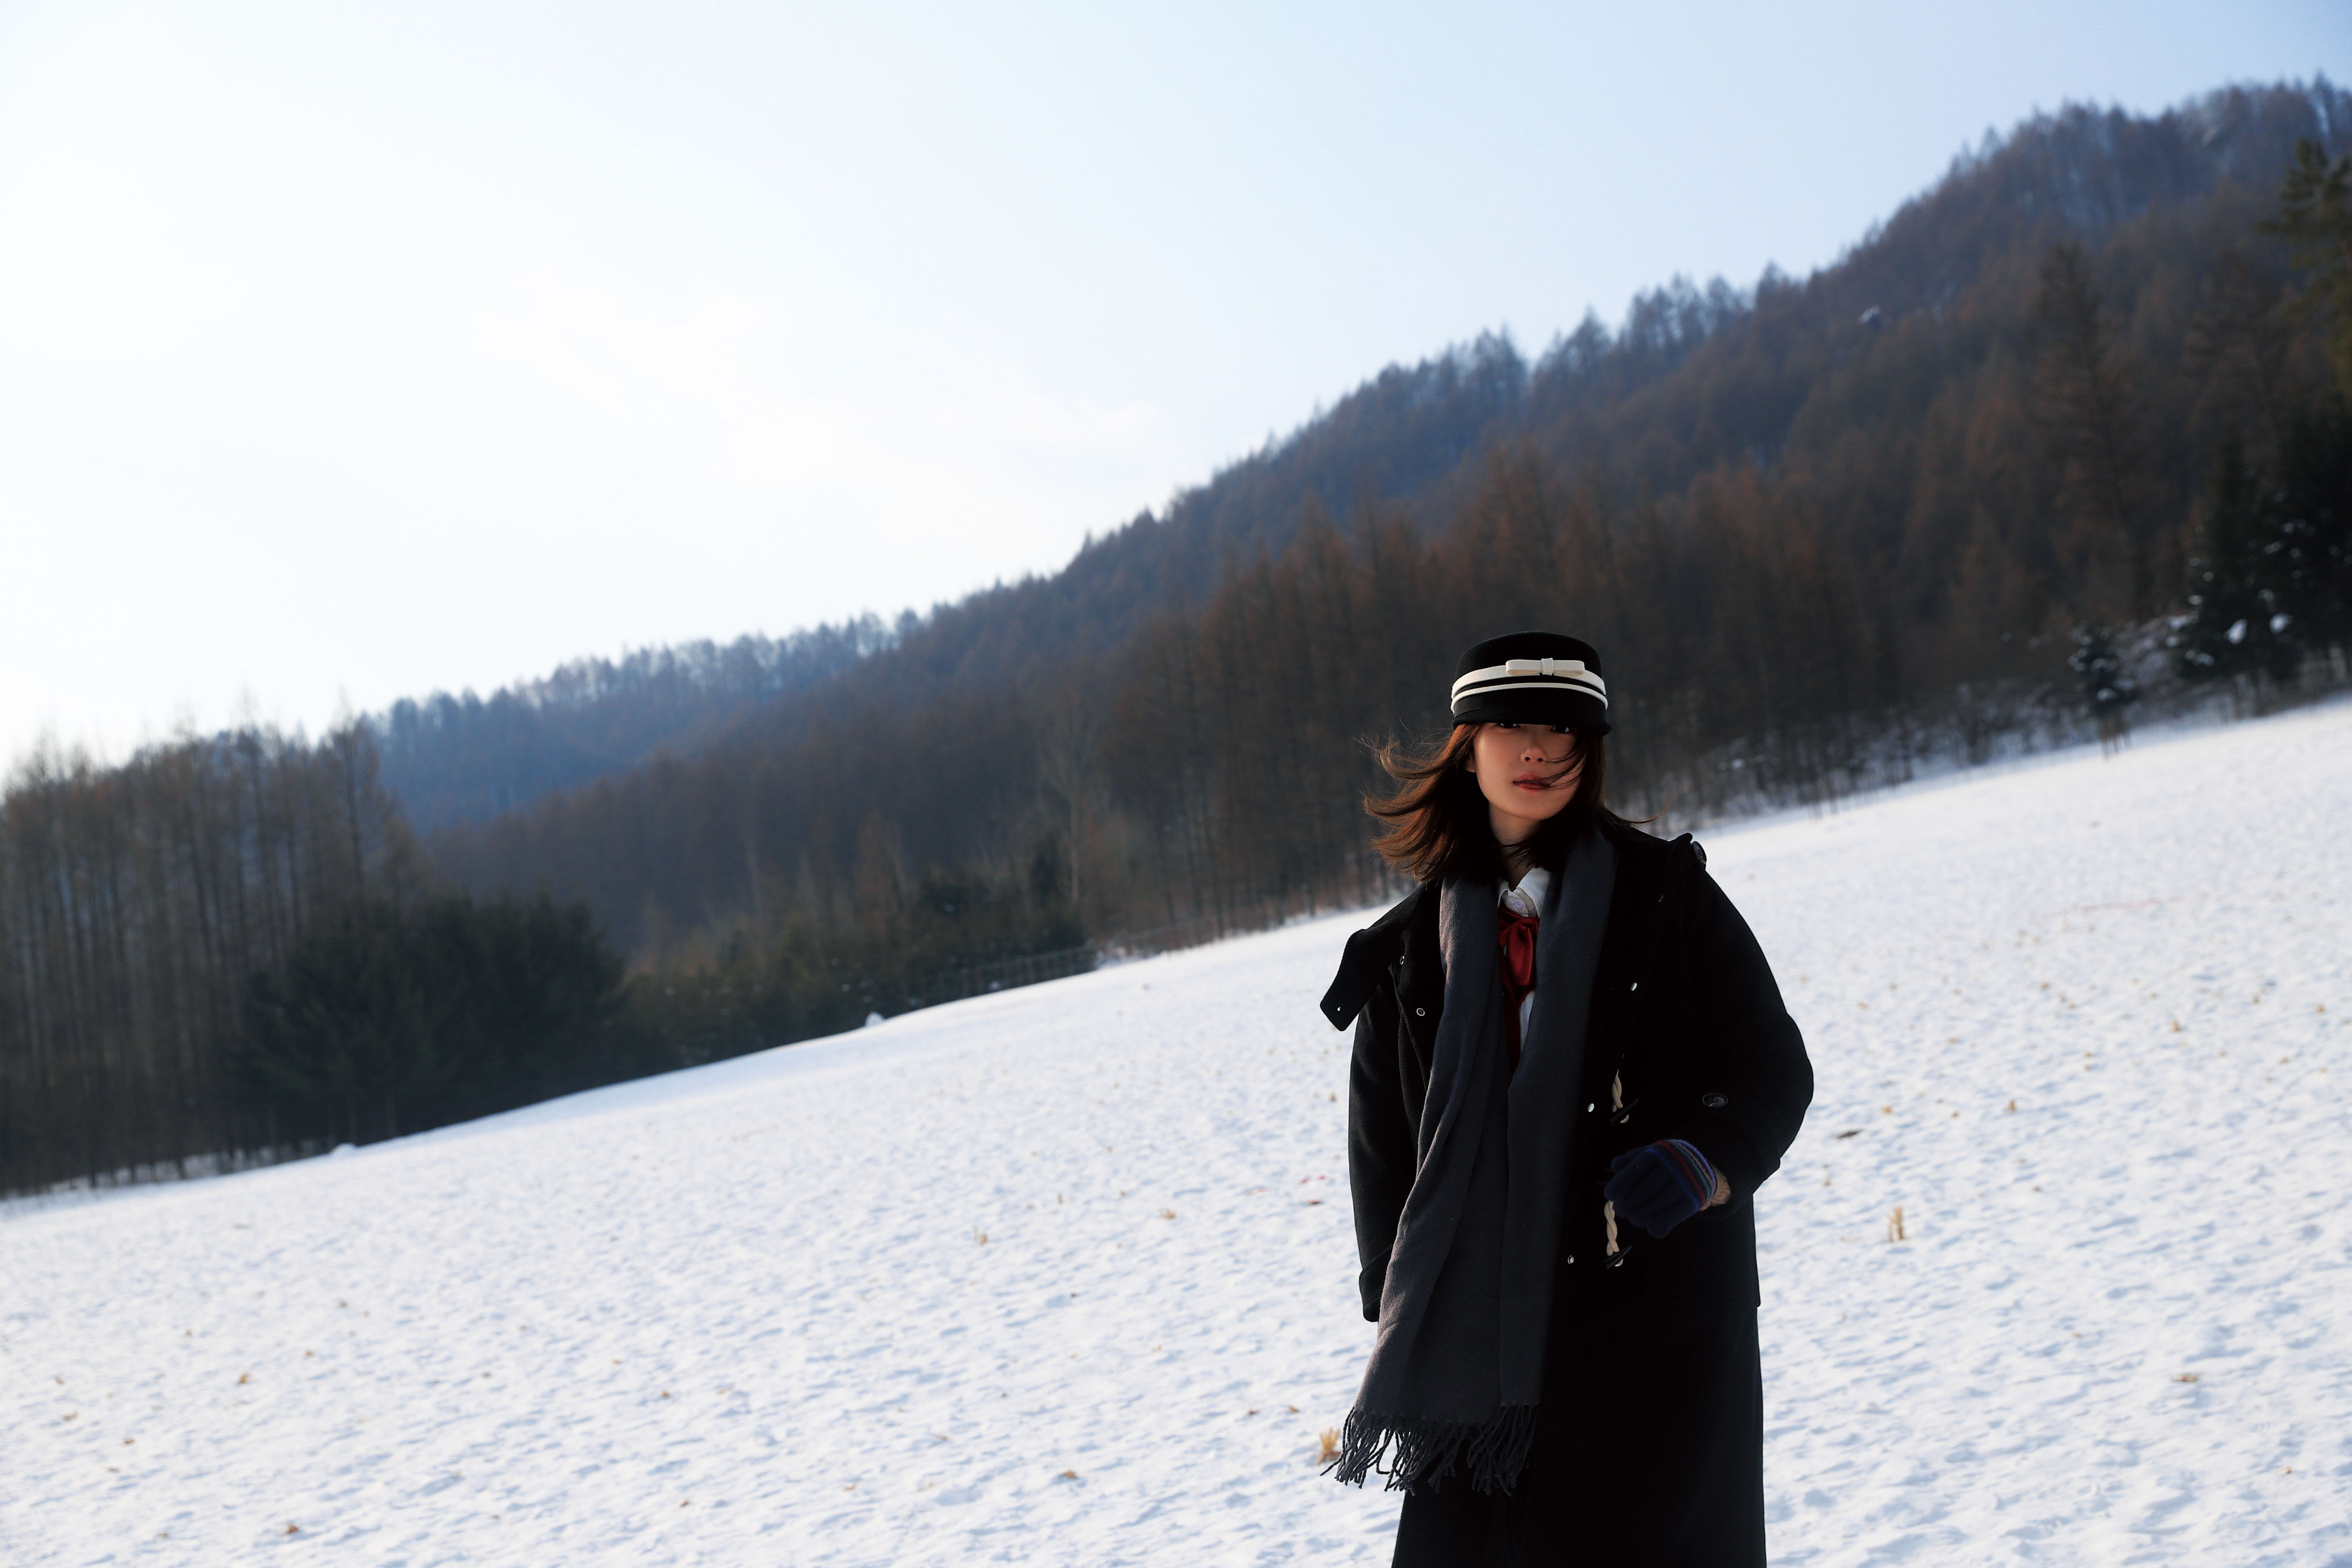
[1450,631,1611,733]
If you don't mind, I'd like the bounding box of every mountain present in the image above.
[419,80,2351,967]
[373,620,896,836]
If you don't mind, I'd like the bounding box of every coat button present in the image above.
[1586,1103,1595,1113]
[1414,1007,1426,1017]
[1629,981,1639,992]
[1563,1254,1575,1266]
[1701,1092,1728,1108]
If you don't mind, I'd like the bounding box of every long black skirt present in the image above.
[1390,1304,1765,1568]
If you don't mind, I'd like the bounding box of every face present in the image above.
[1465,722,1584,846]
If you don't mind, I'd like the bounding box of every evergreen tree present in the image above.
[240,891,630,1145]
[242,905,448,1146]
[2068,624,2138,721]
[2267,398,2352,654]
[2176,436,2303,685]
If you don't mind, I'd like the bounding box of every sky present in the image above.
[2,1,2346,769]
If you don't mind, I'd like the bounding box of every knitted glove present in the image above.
[1605,1139,1721,1238]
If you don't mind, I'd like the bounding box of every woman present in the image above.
[1318,631,1811,1566]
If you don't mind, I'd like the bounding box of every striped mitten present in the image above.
[1604,1139,1721,1238]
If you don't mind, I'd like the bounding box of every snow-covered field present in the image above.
[8,702,2351,1566]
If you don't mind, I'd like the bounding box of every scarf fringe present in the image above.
[1324,1404,1539,1495]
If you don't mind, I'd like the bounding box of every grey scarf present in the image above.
[1332,826,1617,1494]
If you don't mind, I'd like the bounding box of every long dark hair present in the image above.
[1367,724,1639,885]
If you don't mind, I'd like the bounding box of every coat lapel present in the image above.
[1320,885,1427,1030]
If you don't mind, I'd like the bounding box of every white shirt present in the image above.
[1499,864,1551,921]
[1499,865,1551,1040]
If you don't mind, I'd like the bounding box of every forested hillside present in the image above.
[373,618,895,835]
[423,82,2351,1045]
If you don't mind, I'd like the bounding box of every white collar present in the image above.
[1499,863,1551,918]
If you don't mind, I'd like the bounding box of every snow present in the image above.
[8,700,2352,1566]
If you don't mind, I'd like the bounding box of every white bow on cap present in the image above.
[1450,656,1609,704]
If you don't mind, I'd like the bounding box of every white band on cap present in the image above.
[1450,657,1608,708]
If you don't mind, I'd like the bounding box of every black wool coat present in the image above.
[1320,823,1812,1565]
[1322,822,1812,1319]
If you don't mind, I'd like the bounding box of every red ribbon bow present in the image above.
[1498,908,1538,1070]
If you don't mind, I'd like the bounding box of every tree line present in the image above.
[0,727,649,1196]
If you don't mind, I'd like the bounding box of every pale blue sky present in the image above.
[2,0,2345,766]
